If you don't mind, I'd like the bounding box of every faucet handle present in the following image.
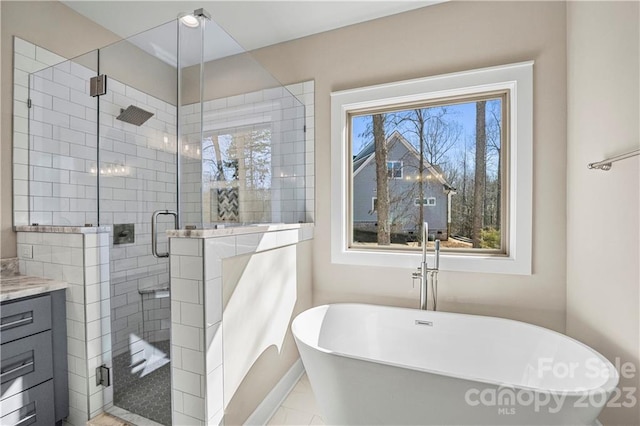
[411,273,420,288]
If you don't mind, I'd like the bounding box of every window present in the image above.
[201,126,272,224]
[415,197,436,207]
[387,161,403,179]
[331,62,533,274]
[351,92,505,251]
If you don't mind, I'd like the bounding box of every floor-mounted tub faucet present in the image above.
[412,222,440,310]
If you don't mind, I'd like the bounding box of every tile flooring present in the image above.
[268,374,325,425]
[112,340,171,425]
[87,412,132,426]
[105,406,164,426]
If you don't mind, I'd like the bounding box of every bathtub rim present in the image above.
[292,303,620,397]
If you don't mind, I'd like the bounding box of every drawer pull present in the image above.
[0,298,51,345]
[0,316,33,332]
[1,400,37,426]
[15,413,36,426]
[1,361,35,381]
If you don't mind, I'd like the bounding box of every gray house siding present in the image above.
[353,133,450,239]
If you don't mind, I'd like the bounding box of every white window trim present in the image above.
[331,61,533,275]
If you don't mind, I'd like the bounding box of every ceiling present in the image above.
[62,1,442,63]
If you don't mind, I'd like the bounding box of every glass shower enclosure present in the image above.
[25,10,307,425]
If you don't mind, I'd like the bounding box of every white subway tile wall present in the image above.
[13,37,67,227]
[178,102,203,227]
[288,81,316,223]
[170,237,207,424]
[29,59,100,226]
[141,292,172,343]
[99,82,177,357]
[17,230,112,425]
[181,81,315,226]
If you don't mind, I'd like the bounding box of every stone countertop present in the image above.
[166,222,314,238]
[0,274,68,302]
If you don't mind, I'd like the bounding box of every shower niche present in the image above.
[14,9,313,425]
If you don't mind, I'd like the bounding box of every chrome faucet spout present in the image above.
[422,222,428,265]
[419,264,428,310]
[413,222,440,311]
[419,222,429,310]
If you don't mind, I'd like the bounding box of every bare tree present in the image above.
[472,101,487,248]
[449,138,474,238]
[373,114,390,245]
[202,136,225,182]
[486,101,501,230]
[422,107,462,167]
[414,110,426,243]
[390,107,461,242]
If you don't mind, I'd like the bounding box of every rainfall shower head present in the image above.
[116,105,154,126]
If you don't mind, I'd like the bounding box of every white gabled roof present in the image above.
[352,130,450,187]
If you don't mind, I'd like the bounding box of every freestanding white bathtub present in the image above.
[292,304,619,425]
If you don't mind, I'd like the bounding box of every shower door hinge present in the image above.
[27,98,32,108]
[303,125,307,133]
[96,364,111,387]
[90,75,107,97]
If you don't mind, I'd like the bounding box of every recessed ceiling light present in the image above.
[179,14,199,28]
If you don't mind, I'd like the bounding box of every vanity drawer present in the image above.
[0,295,51,344]
[1,331,53,400]
[0,379,54,426]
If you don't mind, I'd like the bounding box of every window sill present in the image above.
[331,247,531,275]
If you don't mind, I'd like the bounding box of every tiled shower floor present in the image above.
[113,340,171,426]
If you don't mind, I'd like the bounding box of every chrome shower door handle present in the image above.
[151,210,178,258]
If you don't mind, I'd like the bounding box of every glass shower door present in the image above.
[97,19,180,425]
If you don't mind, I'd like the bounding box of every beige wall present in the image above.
[1,1,119,258]
[566,2,640,425]
[222,240,313,425]
[182,52,285,105]
[99,37,177,105]
[251,1,568,331]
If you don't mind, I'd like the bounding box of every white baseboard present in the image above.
[244,359,305,426]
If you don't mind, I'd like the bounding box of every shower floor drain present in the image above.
[113,340,171,426]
